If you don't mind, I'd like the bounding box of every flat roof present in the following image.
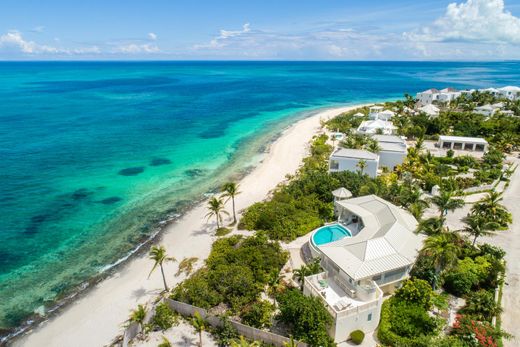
[331,148,379,160]
[439,135,488,144]
[318,195,423,280]
[371,134,405,144]
[378,142,407,153]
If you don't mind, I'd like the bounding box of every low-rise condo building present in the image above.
[416,88,460,105]
[368,106,395,121]
[498,86,520,100]
[329,148,378,177]
[305,195,423,342]
[438,135,488,152]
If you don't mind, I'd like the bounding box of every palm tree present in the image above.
[471,191,512,228]
[222,182,241,224]
[192,311,207,347]
[129,304,147,330]
[430,190,465,221]
[422,233,461,289]
[366,140,381,153]
[463,214,499,246]
[231,336,261,347]
[417,216,444,235]
[148,245,176,292]
[356,159,367,175]
[205,196,229,229]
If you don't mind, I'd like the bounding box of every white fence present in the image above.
[121,298,308,347]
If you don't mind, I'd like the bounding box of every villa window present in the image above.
[475,144,485,151]
[330,160,339,170]
[368,313,372,321]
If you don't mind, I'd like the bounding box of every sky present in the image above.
[1,0,520,60]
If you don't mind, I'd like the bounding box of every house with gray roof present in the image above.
[328,148,379,177]
[304,195,424,342]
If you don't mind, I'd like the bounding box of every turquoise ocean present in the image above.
[1,61,520,339]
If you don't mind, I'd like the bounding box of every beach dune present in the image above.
[14,105,366,347]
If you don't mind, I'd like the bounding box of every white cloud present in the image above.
[114,43,160,54]
[196,23,251,49]
[405,0,520,44]
[0,30,59,54]
[148,32,157,41]
[31,26,45,33]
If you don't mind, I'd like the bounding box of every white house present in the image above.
[498,86,520,101]
[329,148,379,177]
[438,135,488,152]
[357,120,397,135]
[353,112,365,118]
[418,104,440,117]
[416,88,460,105]
[481,87,500,97]
[305,195,424,342]
[368,106,395,121]
[474,104,499,117]
[372,134,407,170]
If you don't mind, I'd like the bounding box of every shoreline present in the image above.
[10,103,370,347]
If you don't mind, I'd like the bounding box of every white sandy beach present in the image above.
[13,104,367,347]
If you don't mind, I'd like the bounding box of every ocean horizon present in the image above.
[1,60,520,339]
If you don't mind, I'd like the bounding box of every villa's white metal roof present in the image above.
[418,104,440,115]
[330,148,379,161]
[378,142,407,153]
[318,195,423,280]
[439,135,488,144]
[371,135,405,144]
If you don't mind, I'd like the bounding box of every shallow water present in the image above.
[1,61,519,335]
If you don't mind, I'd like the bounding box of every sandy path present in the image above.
[13,104,366,347]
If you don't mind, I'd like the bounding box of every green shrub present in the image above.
[216,227,231,236]
[349,330,365,345]
[395,279,434,310]
[460,289,501,322]
[240,300,274,329]
[151,302,178,331]
[277,289,335,347]
[443,256,491,296]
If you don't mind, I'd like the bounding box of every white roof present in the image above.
[379,110,396,116]
[358,120,396,130]
[331,148,378,161]
[353,112,365,117]
[440,88,458,93]
[499,86,520,92]
[419,88,440,94]
[418,104,440,115]
[439,135,488,144]
[371,134,406,144]
[332,187,352,199]
[379,142,407,153]
[318,195,423,280]
[475,105,495,111]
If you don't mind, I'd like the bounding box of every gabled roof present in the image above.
[440,87,458,93]
[331,148,379,161]
[418,104,440,115]
[419,88,440,94]
[318,195,423,280]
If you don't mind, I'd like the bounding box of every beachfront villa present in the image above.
[329,148,379,177]
[416,88,460,105]
[474,103,504,117]
[372,134,407,170]
[304,194,423,342]
[438,135,488,152]
[368,106,395,121]
[499,86,520,100]
[418,104,440,117]
[357,119,397,135]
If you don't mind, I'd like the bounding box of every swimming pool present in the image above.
[312,223,352,246]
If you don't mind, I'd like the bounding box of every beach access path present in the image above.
[14,104,368,347]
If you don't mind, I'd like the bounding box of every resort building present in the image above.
[418,104,440,117]
[372,134,407,170]
[438,135,489,152]
[498,86,520,101]
[305,194,423,342]
[329,148,379,178]
[416,88,460,105]
[357,120,397,135]
[368,106,395,121]
[474,104,501,117]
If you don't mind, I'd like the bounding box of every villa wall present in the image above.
[330,296,382,343]
[329,157,378,177]
[378,150,406,170]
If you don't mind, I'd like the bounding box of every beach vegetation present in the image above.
[128,304,147,331]
[240,300,274,329]
[276,288,335,347]
[150,302,179,331]
[191,311,207,347]
[206,197,229,230]
[230,336,261,347]
[214,316,239,347]
[148,245,176,292]
[172,233,287,314]
[216,227,231,236]
[158,336,172,347]
[222,182,241,225]
[176,257,198,277]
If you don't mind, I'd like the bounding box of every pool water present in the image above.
[312,224,351,245]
